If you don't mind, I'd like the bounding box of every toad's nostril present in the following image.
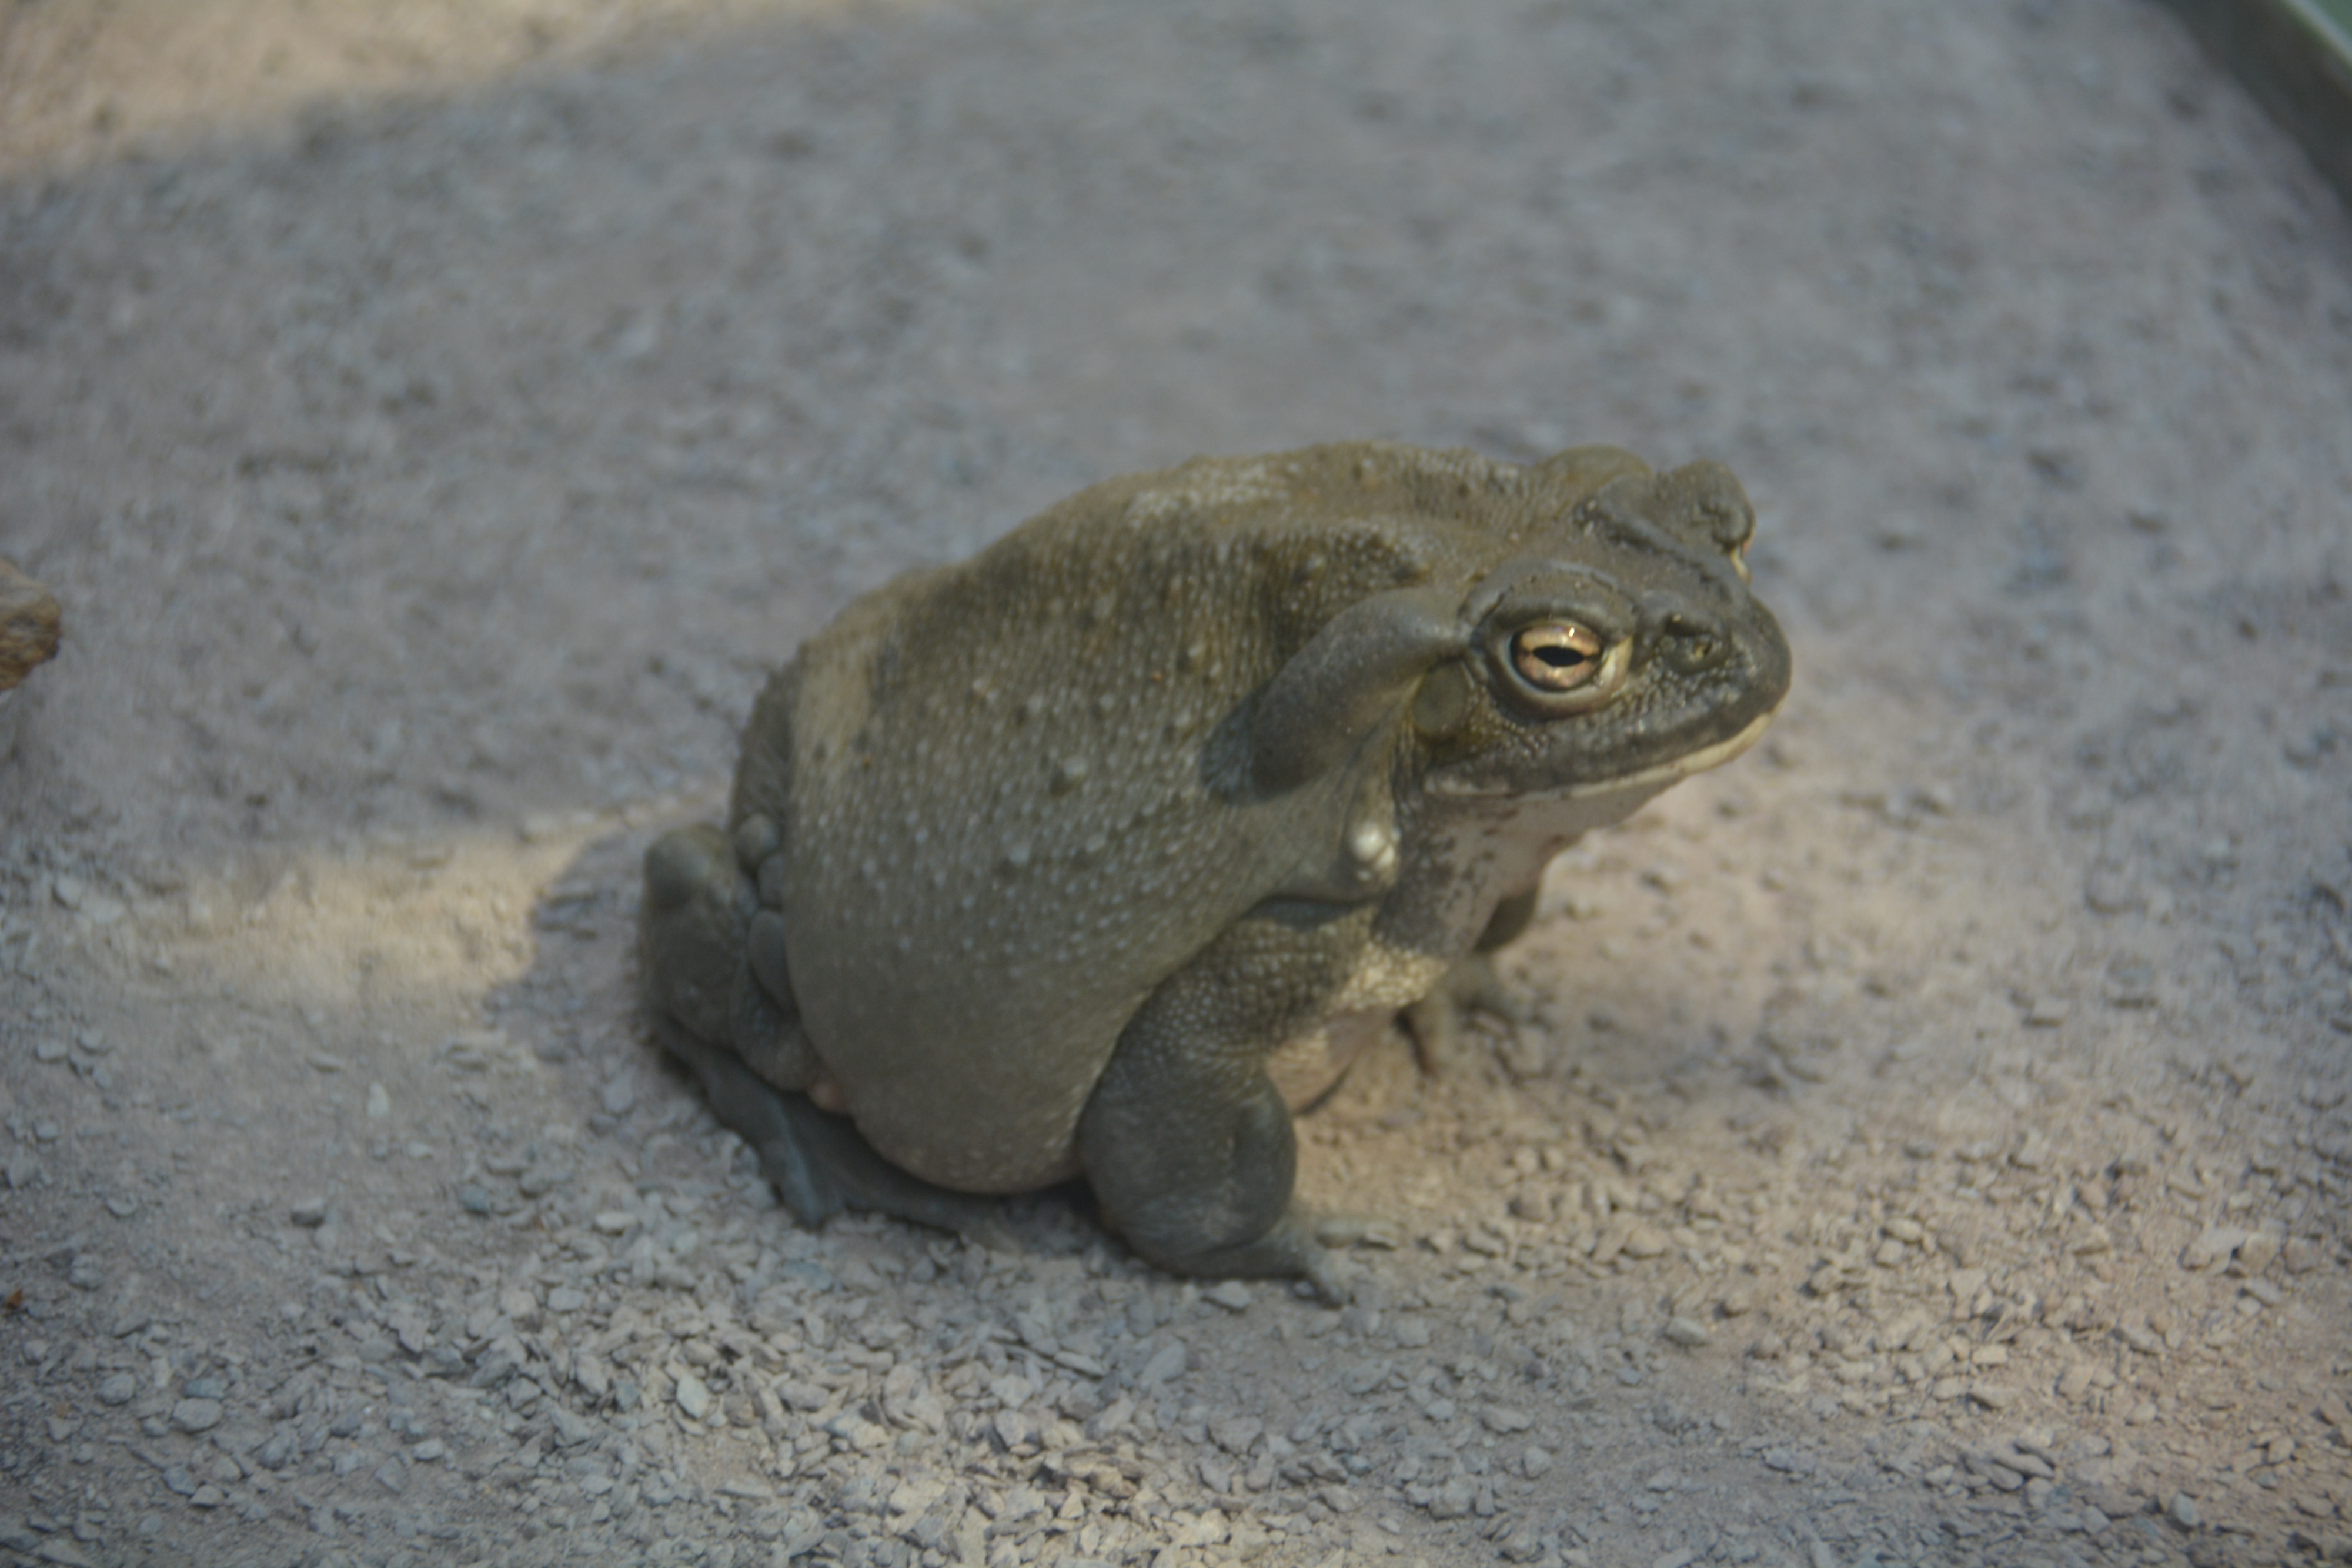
[1662,613,1728,672]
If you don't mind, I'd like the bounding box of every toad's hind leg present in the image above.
[639,824,1008,1244]
[1079,912,1372,1303]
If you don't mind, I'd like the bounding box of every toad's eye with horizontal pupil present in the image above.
[1509,623,1605,692]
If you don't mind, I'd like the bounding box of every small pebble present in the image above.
[1138,1342,1190,1386]
[2169,1492,2201,1530]
[171,1398,223,1434]
[290,1197,328,1228]
[675,1372,712,1420]
[1203,1282,1253,1312]
[457,1185,492,1216]
[96,1372,138,1406]
[1663,1317,1712,1348]
[34,1039,68,1063]
[365,1082,390,1119]
[1621,1225,1671,1259]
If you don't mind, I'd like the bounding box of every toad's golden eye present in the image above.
[1509,622,1605,692]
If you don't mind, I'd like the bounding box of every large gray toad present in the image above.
[639,440,1790,1298]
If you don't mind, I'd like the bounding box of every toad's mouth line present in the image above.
[1426,696,1785,800]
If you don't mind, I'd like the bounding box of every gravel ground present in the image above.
[3,2,2351,1566]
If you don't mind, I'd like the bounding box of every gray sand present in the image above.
[2,2,2348,1564]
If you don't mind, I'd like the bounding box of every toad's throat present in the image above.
[1425,698,1783,800]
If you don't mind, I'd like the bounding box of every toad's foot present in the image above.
[1400,952,1532,1075]
[651,1015,1015,1250]
[1174,1208,1359,1306]
[1315,1212,1404,1251]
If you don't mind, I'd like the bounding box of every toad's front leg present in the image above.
[1078,910,1382,1304]
[1399,884,1539,1073]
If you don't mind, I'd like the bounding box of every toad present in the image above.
[640,441,1790,1297]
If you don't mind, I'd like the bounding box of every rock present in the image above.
[517,1165,570,1198]
[290,1197,328,1228]
[1497,1522,1544,1562]
[1084,1396,1133,1440]
[171,1398,224,1433]
[1522,1446,1553,1478]
[674,1372,711,1420]
[1208,1413,1262,1455]
[96,1372,138,1406]
[2181,1226,2251,1271]
[2169,1492,2201,1530]
[1621,1225,1672,1259]
[1427,1477,1474,1519]
[1482,1406,1535,1433]
[1202,1281,1254,1312]
[1663,1317,1712,1348]
[2234,1228,2283,1274]
[1138,1341,1190,1386]
[0,557,62,693]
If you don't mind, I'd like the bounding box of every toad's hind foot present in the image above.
[652,1016,1014,1249]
